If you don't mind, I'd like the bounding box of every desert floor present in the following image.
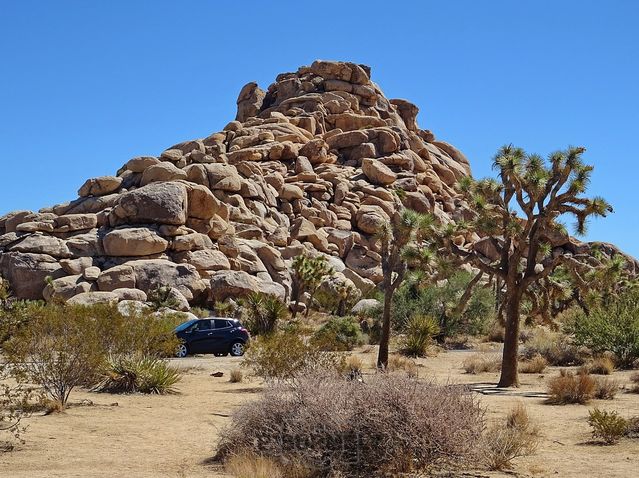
[2,346,639,478]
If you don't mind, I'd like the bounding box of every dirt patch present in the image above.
[2,348,639,477]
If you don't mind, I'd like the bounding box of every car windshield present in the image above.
[174,319,198,332]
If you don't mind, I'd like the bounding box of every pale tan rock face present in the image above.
[0,60,485,306]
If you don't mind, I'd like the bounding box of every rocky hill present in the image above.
[0,61,633,310]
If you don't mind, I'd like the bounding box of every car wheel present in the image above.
[176,343,189,358]
[229,341,245,357]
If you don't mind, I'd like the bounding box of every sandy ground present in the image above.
[1,347,639,478]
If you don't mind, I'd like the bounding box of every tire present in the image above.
[229,341,245,357]
[176,343,189,358]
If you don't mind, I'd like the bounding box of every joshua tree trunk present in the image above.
[377,285,395,369]
[497,287,524,387]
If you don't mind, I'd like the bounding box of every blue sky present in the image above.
[1,1,637,256]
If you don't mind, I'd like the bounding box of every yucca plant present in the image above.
[401,315,439,357]
[95,354,181,394]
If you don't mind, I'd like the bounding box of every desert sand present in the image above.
[1,347,638,478]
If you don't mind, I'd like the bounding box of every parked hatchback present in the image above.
[174,318,250,358]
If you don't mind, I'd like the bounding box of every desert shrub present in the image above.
[359,316,382,344]
[216,372,484,477]
[546,370,596,404]
[572,290,639,368]
[147,285,182,311]
[386,355,419,378]
[229,369,243,383]
[1,362,35,450]
[630,372,639,393]
[627,416,639,438]
[387,272,495,339]
[593,377,619,400]
[94,354,180,394]
[190,307,211,318]
[0,299,38,347]
[242,331,345,382]
[587,356,616,375]
[311,316,365,351]
[344,355,363,374]
[588,408,628,444]
[400,314,439,357]
[463,353,502,374]
[242,292,287,336]
[521,328,585,366]
[5,305,105,408]
[486,321,505,342]
[519,354,547,374]
[484,403,540,470]
[224,454,313,478]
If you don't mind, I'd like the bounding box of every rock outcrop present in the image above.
[4,60,626,307]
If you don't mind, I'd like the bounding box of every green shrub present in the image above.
[311,316,365,351]
[587,408,628,444]
[400,315,439,357]
[147,285,182,311]
[242,331,345,382]
[572,291,639,368]
[95,354,181,394]
[190,307,211,318]
[5,304,106,408]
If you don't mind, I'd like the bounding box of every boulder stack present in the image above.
[0,61,509,306]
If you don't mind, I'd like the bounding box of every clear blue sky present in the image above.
[1,1,637,256]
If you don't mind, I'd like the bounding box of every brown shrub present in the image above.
[215,372,485,477]
[630,372,639,393]
[486,322,505,342]
[463,354,501,374]
[546,370,596,404]
[229,369,243,383]
[522,328,586,366]
[587,356,615,375]
[593,377,619,400]
[519,355,547,374]
[484,403,540,470]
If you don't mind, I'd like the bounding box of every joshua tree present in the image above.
[290,254,334,319]
[443,145,611,387]
[376,209,434,369]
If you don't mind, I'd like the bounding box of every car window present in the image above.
[214,319,231,329]
[196,320,213,331]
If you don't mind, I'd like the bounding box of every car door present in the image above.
[188,319,215,354]
[210,319,233,353]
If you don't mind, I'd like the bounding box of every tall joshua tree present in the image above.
[376,209,433,369]
[290,254,334,319]
[445,145,611,387]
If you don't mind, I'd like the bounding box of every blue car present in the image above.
[174,318,250,358]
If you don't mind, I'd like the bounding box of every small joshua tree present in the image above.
[290,254,334,319]
[443,145,611,387]
[376,209,434,369]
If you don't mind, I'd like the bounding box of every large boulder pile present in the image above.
[3,60,628,307]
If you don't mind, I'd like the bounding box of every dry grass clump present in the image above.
[586,356,616,375]
[215,372,485,477]
[224,454,311,478]
[522,328,586,366]
[519,354,547,374]
[587,408,628,444]
[546,370,596,404]
[229,369,243,383]
[593,377,620,400]
[344,355,363,374]
[463,353,502,374]
[486,322,505,342]
[484,403,540,470]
